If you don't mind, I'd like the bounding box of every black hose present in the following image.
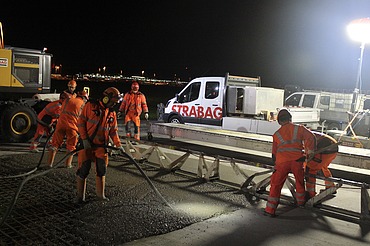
[106,145,173,209]
[0,127,55,179]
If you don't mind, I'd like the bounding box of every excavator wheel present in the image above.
[0,103,37,143]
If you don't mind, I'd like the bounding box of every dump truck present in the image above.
[162,73,321,135]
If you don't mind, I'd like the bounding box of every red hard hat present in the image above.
[68,80,77,87]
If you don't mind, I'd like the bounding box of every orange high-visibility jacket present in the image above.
[38,100,62,124]
[77,100,121,147]
[61,90,77,99]
[58,97,85,131]
[313,132,338,154]
[119,91,148,116]
[272,122,315,164]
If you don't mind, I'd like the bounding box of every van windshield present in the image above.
[285,94,302,107]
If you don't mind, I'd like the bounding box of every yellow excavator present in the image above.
[0,22,57,142]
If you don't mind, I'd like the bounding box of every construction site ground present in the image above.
[0,122,370,245]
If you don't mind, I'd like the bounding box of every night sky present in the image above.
[3,1,370,90]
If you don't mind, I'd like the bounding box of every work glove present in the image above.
[144,112,149,120]
[82,139,92,149]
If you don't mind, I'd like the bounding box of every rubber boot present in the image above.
[65,154,73,168]
[29,141,39,152]
[48,149,57,168]
[96,176,109,201]
[76,177,86,204]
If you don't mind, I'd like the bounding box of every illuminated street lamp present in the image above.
[347,17,370,112]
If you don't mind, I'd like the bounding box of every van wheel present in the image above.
[169,115,183,124]
[328,122,341,130]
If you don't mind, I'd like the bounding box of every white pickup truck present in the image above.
[162,73,321,135]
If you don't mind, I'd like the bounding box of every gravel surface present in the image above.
[0,151,249,245]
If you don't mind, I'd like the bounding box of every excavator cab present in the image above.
[0,22,53,142]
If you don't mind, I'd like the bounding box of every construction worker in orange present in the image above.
[264,109,315,217]
[29,92,68,152]
[61,79,77,99]
[76,87,123,203]
[119,81,149,141]
[304,131,338,198]
[47,91,89,168]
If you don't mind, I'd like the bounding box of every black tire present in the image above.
[169,115,183,124]
[327,122,341,130]
[1,103,37,143]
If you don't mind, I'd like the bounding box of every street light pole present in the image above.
[347,18,370,113]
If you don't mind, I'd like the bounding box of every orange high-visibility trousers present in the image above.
[305,152,337,198]
[265,160,306,215]
[124,111,141,140]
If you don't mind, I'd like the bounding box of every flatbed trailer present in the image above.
[149,122,370,170]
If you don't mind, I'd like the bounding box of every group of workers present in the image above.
[264,109,338,217]
[29,81,338,209]
[29,79,149,203]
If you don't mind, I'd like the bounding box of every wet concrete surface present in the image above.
[0,149,247,245]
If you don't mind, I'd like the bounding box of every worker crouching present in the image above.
[76,87,124,203]
[264,109,315,217]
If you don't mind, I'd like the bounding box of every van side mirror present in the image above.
[175,93,179,103]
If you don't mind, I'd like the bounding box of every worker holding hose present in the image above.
[304,131,338,198]
[76,87,124,203]
[47,91,89,168]
[29,92,68,152]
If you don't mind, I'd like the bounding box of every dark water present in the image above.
[51,79,185,116]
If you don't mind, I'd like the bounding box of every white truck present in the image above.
[284,90,370,132]
[162,73,321,135]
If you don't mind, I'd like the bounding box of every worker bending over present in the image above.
[264,109,315,217]
[119,81,149,141]
[29,92,68,152]
[304,131,338,198]
[47,91,89,168]
[76,87,124,203]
